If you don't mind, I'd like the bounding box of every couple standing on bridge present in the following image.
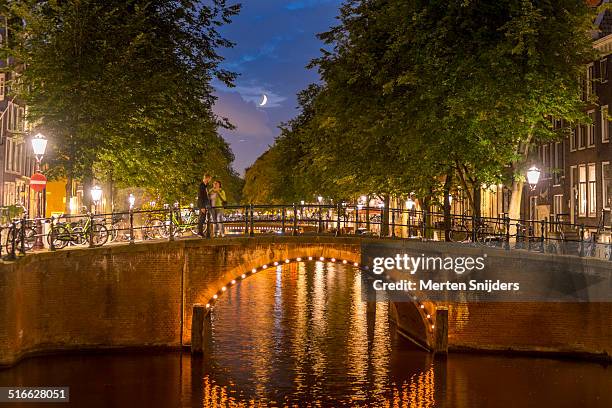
[197,173,227,238]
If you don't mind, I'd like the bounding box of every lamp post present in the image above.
[128,194,136,210]
[91,186,102,214]
[30,133,48,249]
[527,165,541,191]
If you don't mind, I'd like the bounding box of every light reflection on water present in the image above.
[196,261,436,407]
[0,261,610,407]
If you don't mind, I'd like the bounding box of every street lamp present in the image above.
[527,165,541,191]
[317,196,323,204]
[31,133,48,168]
[91,186,102,214]
[128,194,136,210]
[405,198,415,210]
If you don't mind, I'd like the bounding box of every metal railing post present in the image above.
[9,220,17,260]
[19,215,26,255]
[281,207,286,235]
[407,211,412,238]
[244,205,249,236]
[355,206,359,233]
[249,204,255,237]
[579,224,585,257]
[540,220,545,253]
[207,207,213,238]
[318,204,323,234]
[504,216,510,250]
[471,214,477,243]
[88,212,95,248]
[129,209,135,244]
[335,203,341,237]
[422,210,428,240]
[168,207,175,241]
[49,217,56,251]
[391,208,396,238]
[292,203,298,236]
[365,205,370,232]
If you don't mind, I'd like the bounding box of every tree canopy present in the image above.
[245,0,596,217]
[4,0,242,208]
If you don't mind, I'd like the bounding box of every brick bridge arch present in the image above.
[184,237,436,350]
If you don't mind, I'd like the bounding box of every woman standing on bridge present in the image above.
[209,180,227,237]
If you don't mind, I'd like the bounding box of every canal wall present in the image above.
[0,237,610,366]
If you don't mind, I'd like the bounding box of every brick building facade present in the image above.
[524,12,612,240]
[0,16,36,218]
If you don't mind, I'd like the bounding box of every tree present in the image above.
[5,0,242,208]
[254,0,596,226]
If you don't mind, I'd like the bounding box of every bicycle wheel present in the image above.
[48,224,70,249]
[91,224,109,246]
[147,218,169,239]
[449,226,469,243]
[71,226,87,246]
[5,227,37,253]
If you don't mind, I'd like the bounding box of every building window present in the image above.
[570,128,577,151]
[588,163,597,217]
[603,105,609,143]
[541,144,550,179]
[603,162,610,210]
[578,125,587,149]
[601,58,608,83]
[579,165,587,217]
[553,141,564,185]
[587,110,596,147]
[0,73,5,101]
[553,194,564,218]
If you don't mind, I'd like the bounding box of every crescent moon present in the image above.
[259,94,268,106]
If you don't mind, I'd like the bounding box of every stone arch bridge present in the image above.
[0,236,610,367]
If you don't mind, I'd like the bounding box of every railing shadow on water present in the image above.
[2,203,609,261]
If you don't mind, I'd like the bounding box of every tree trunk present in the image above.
[82,174,93,213]
[65,174,73,214]
[381,194,390,237]
[443,171,452,241]
[508,179,523,220]
[508,179,524,239]
[473,185,481,218]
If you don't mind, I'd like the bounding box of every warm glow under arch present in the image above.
[198,255,435,341]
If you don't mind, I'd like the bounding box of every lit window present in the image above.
[601,58,608,83]
[579,165,587,217]
[0,73,5,101]
[588,163,597,217]
[553,194,563,217]
[603,162,610,210]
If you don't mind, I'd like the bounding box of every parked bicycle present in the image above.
[449,216,503,244]
[48,214,109,249]
[145,206,202,239]
[5,218,37,254]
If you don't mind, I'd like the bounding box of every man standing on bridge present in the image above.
[197,174,212,237]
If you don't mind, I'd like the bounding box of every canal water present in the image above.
[1,261,610,407]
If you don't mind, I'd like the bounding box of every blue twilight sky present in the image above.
[212,0,343,174]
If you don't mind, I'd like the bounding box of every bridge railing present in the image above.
[1,203,609,261]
